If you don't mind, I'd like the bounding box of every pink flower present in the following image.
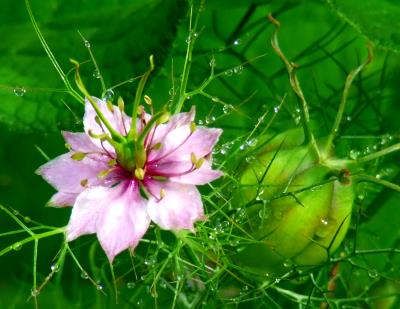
[37,97,222,262]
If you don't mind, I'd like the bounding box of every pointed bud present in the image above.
[135,168,145,180]
[144,95,152,105]
[71,152,86,161]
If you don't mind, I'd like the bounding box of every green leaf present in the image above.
[325,0,400,53]
[0,0,185,132]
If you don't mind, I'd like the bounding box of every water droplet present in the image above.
[127,282,136,289]
[136,298,144,306]
[31,288,39,297]
[357,193,365,200]
[24,216,31,223]
[12,242,22,251]
[376,174,382,179]
[84,40,91,48]
[205,115,216,124]
[258,207,272,220]
[346,115,352,122]
[186,95,191,100]
[159,280,167,288]
[96,284,104,291]
[368,269,378,278]
[246,138,257,147]
[283,259,293,268]
[144,255,157,266]
[274,278,281,284]
[198,120,204,125]
[245,156,255,163]
[233,39,241,46]
[13,86,26,97]
[80,271,89,279]
[103,89,114,101]
[273,106,280,113]
[222,104,233,114]
[209,58,216,68]
[229,239,239,247]
[349,149,360,160]
[233,65,243,75]
[321,218,329,226]
[186,32,198,44]
[50,264,60,273]
[239,144,247,151]
[224,69,233,76]
[93,70,101,79]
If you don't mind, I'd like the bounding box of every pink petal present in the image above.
[149,126,222,163]
[66,182,151,263]
[96,182,150,262]
[48,191,78,207]
[36,153,109,198]
[150,108,195,145]
[147,160,222,185]
[146,182,204,230]
[83,97,131,151]
[62,131,100,153]
[169,160,223,185]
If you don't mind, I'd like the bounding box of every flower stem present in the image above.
[128,55,155,140]
[324,45,373,155]
[356,175,400,192]
[25,0,83,103]
[269,15,321,161]
[357,143,400,163]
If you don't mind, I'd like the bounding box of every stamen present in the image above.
[106,101,114,113]
[118,97,128,135]
[80,179,88,187]
[71,152,87,161]
[195,158,205,169]
[134,168,145,180]
[159,188,166,199]
[97,169,112,179]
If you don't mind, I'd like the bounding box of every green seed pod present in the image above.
[233,129,354,276]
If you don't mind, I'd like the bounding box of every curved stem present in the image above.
[357,143,400,163]
[268,15,321,161]
[324,45,373,154]
[25,0,83,103]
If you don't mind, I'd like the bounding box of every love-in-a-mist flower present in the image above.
[37,95,222,262]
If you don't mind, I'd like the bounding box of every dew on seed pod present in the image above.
[273,106,280,113]
[127,282,136,289]
[239,144,247,151]
[283,259,293,268]
[223,104,234,114]
[13,86,26,97]
[245,156,255,163]
[84,40,91,48]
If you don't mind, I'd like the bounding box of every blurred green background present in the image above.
[1,0,400,307]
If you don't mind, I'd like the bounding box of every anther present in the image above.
[97,169,112,179]
[80,179,88,187]
[117,96,125,112]
[71,152,87,161]
[144,95,152,105]
[195,158,205,169]
[190,122,196,133]
[191,152,197,165]
[160,188,166,199]
[106,101,114,113]
[134,168,145,180]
